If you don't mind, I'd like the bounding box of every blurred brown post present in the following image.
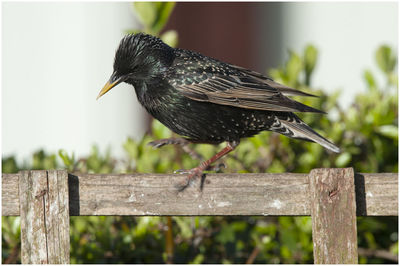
[19,170,70,264]
[309,168,358,264]
[165,216,174,263]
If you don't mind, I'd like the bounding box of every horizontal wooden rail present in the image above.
[2,171,397,216]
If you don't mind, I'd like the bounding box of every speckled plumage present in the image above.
[98,33,339,188]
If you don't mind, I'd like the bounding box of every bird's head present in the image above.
[97,33,174,100]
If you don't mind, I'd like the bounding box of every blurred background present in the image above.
[2,2,398,264]
[2,2,397,161]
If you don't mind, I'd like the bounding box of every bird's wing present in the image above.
[171,61,323,113]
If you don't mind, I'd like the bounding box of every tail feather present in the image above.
[277,116,340,153]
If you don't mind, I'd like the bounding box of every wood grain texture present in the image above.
[2,173,19,216]
[45,170,70,264]
[356,173,398,216]
[18,170,70,264]
[3,171,397,216]
[309,168,358,264]
[69,172,309,216]
[19,171,49,264]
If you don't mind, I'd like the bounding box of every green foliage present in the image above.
[304,45,318,86]
[376,45,396,76]
[133,2,174,35]
[1,217,21,264]
[127,2,178,48]
[58,150,75,171]
[266,45,398,174]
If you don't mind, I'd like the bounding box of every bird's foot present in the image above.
[174,162,226,191]
[206,162,226,172]
[174,167,205,192]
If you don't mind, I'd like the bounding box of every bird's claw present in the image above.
[174,167,204,191]
[206,162,226,172]
[174,162,226,191]
[148,140,167,149]
[174,169,189,174]
[174,167,203,176]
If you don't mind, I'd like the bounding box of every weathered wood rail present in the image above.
[1,168,398,264]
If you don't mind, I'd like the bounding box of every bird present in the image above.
[97,33,340,190]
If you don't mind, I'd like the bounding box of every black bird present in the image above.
[97,33,340,189]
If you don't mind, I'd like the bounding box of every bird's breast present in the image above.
[132,80,277,143]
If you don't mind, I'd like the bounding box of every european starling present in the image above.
[97,33,340,189]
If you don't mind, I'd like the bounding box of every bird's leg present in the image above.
[176,141,239,191]
[149,138,226,171]
[148,137,203,160]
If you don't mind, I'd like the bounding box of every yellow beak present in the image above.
[96,75,126,100]
[96,81,117,100]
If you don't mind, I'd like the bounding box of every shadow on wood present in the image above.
[68,174,80,216]
[354,173,367,216]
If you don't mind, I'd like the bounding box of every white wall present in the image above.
[2,2,147,161]
[279,2,398,106]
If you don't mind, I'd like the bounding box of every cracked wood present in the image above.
[18,170,70,264]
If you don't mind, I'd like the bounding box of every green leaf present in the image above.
[133,2,158,30]
[173,217,192,238]
[377,125,398,140]
[335,152,351,167]
[133,2,175,34]
[390,242,398,255]
[190,254,205,264]
[268,68,286,84]
[123,137,139,160]
[160,30,178,48]
[152,119,172,139]
[286,51,302,86]
[364,69,377,91]
[58,149,74,170]
[376,45,396,74]
[12,217,21,236]
[304,45,318,85]
[388,72,398,87]
[2,156,19,173]
[216,225,235,244]
[152,2,176,34]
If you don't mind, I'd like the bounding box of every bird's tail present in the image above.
[275,114,340,153]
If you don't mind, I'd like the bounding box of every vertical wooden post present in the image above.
[165,216,174,263]
[309,168,358,264]
[19,170,70,264]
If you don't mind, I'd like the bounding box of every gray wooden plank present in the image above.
[2,173,19,216]
[3,171,397,216]
[18,170,70,264]
[69,172,310,216]
[358,173,398,216]
[19,170,49,264]
[46,170,70,264]
[309,168,358,264]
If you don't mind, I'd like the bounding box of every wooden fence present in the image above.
[2,168,398,264]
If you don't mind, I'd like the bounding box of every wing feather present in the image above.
[171,54,322,113]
